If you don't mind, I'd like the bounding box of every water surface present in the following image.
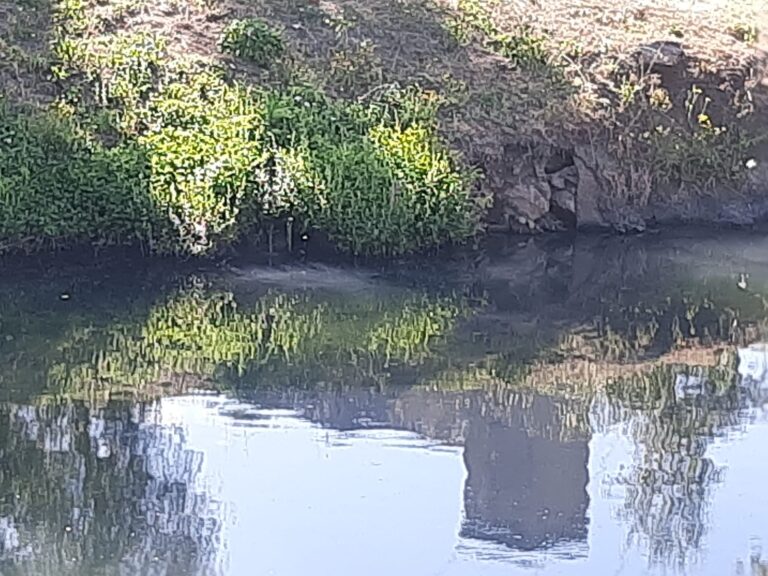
[2,232,768,576]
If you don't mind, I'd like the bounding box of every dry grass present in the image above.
[488,0,762,65]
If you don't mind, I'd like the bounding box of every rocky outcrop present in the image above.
[485,146,577,232]
[482,141,768,235]
[635,41,686,69]
[505,178,551,223]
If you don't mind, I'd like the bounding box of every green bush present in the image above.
[0,76,268,255]
[219,19,283,65]
[0,104,156,250]
[3,28,478,257]
[261,86,480,255]
[138,73,267,253]
[1,82,478,256]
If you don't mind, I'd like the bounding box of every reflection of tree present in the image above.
[458,392,590,551]
[0,401,220,575]
[605,365,741,568]
[748,556,768,576]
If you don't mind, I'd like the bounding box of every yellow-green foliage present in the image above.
[139,74,266,253]
[640,86,754,189]
[261,86,480,255]
[0,103,155,249]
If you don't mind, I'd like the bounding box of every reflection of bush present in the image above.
[604,363,743,569]
[47,288,324,391]
[2,280,465,401]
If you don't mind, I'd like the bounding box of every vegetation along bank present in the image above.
[1,0,767,256]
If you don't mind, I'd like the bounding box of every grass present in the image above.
[0,102,155,251]
[445,0,550,71]
[260,85,480,254]
[219,18,284,65]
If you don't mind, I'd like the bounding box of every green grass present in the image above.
[0,102,155,251]
[260,85,480,255]
[3,0,766,250]
[219,18,284,65]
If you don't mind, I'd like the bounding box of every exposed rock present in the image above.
[635,41,685,69]
[551,188,576,215]
[544,149,575,175]
[572,149,606,228]
[612,211,647,234]
[548,165,578,191]
[537,212,567,232]
[503,178,551,222]
[571,146,652,231]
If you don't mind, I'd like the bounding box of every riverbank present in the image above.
[1,0,767,256]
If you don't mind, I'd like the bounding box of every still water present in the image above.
[2,232,768,576]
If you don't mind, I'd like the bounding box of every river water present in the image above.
[2,231,768,576]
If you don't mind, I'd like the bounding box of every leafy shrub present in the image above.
[0,73,268,255]
[139,73,267,254]
[1,82,478,256]
[2,0,480,257]
[0,104,155,250]
[261,86,480,255]
[219,19,283,65]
